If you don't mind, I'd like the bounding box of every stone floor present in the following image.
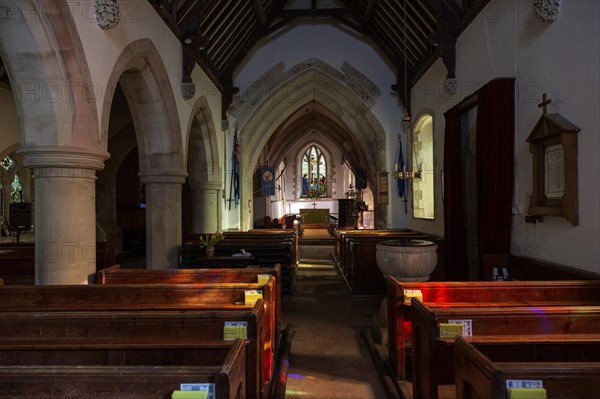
[282,263,387,399]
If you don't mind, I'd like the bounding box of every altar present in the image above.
[300,208,329,226]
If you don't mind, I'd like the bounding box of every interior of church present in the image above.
[0,1,599,398]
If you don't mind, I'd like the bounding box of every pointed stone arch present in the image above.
[233,60,387,228]
[101,39,185,178]
[101,39,186,269]
[185,96,221,184]
[1,1,109,284]
[0,0,100,149]
[184,96,223,234]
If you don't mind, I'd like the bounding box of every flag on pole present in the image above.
[397,139,406,199]
[232,127,240,208]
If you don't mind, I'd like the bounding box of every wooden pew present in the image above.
[94,265,281,375]
[386,278,600,381]
[410,299,600,399]
[0,243,34,284]
[0,283,273,397]
[333,229,444,295]
[454,336,600,399]
[0,296,266,399]
[0,242,109,285]
[0,339,247,399]
[96,263,282,343]
[225,229,299,266]
[182,231,297,293]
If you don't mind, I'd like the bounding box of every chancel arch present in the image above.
[100,39,186,269]
[233,60,387,229]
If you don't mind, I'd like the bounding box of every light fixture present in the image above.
[393,0,420,182]
[401,0,410,129]
[393,168,421,180]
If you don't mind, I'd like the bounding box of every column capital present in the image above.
[139,170,188,185]
[18,146,110,171]
[189,181,223,191]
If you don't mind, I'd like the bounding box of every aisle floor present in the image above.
[282,263,387,399]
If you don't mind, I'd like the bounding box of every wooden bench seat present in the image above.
[333,229,444,294]
[93,270,279,382]
[0,242,109,285]
[386,278,600,381]
[0,283,274,399]
[96,263,282,343]
[411,299,600,399]
[0,302,265,399]
[0,339,246,399]
[179,230,299,293]
[454,336,600,399]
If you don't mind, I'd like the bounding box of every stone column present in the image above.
[19,147,109,284]
[140,171,187,270]
[189,181,222,234]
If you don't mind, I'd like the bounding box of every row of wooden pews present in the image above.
[0,339,247,399]
[454,336,600,399]
[334,229,445,295]
[385,277,600,399]
[0,241,111,284]
[0,264,286,399]
[181,229,298,294]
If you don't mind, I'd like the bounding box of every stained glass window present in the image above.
[301,145,327,197]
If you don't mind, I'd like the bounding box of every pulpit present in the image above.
[338,199,357,228]
[300,208,329,226]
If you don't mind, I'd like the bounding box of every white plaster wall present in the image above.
[408,59,449,237]
[0,87,20,153]
[433,1,600,273]
[233,22,406,228]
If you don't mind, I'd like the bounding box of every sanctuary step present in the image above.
[299,228,334,263]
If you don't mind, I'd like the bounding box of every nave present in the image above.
[282,262,387,399]
[1,226,599,398]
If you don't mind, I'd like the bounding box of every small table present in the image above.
[190,255,256,269]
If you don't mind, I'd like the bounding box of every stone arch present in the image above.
[0,0,100,149]
[101,39,185,178]
[185,96,221,183]
[1,1,109,284]
[235,61,387,228]
[101,39,186,268]
[184,96,222,233]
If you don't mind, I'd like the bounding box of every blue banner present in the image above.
[260,167,275,196]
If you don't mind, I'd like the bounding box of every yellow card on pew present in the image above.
[257,274,271,284]
[245,290,263,305]
[508,388,547,399]
[438,323,464,338]
[223,321,247,340]
[172,390,208,399]
[403,289,423,304]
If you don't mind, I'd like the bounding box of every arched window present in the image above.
[301,145,327,197]
[412,115,435,219]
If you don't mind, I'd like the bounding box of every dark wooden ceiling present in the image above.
[1,1,489,104]
[150,0,489,110]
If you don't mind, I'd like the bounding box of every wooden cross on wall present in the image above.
[538,92,552,114]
